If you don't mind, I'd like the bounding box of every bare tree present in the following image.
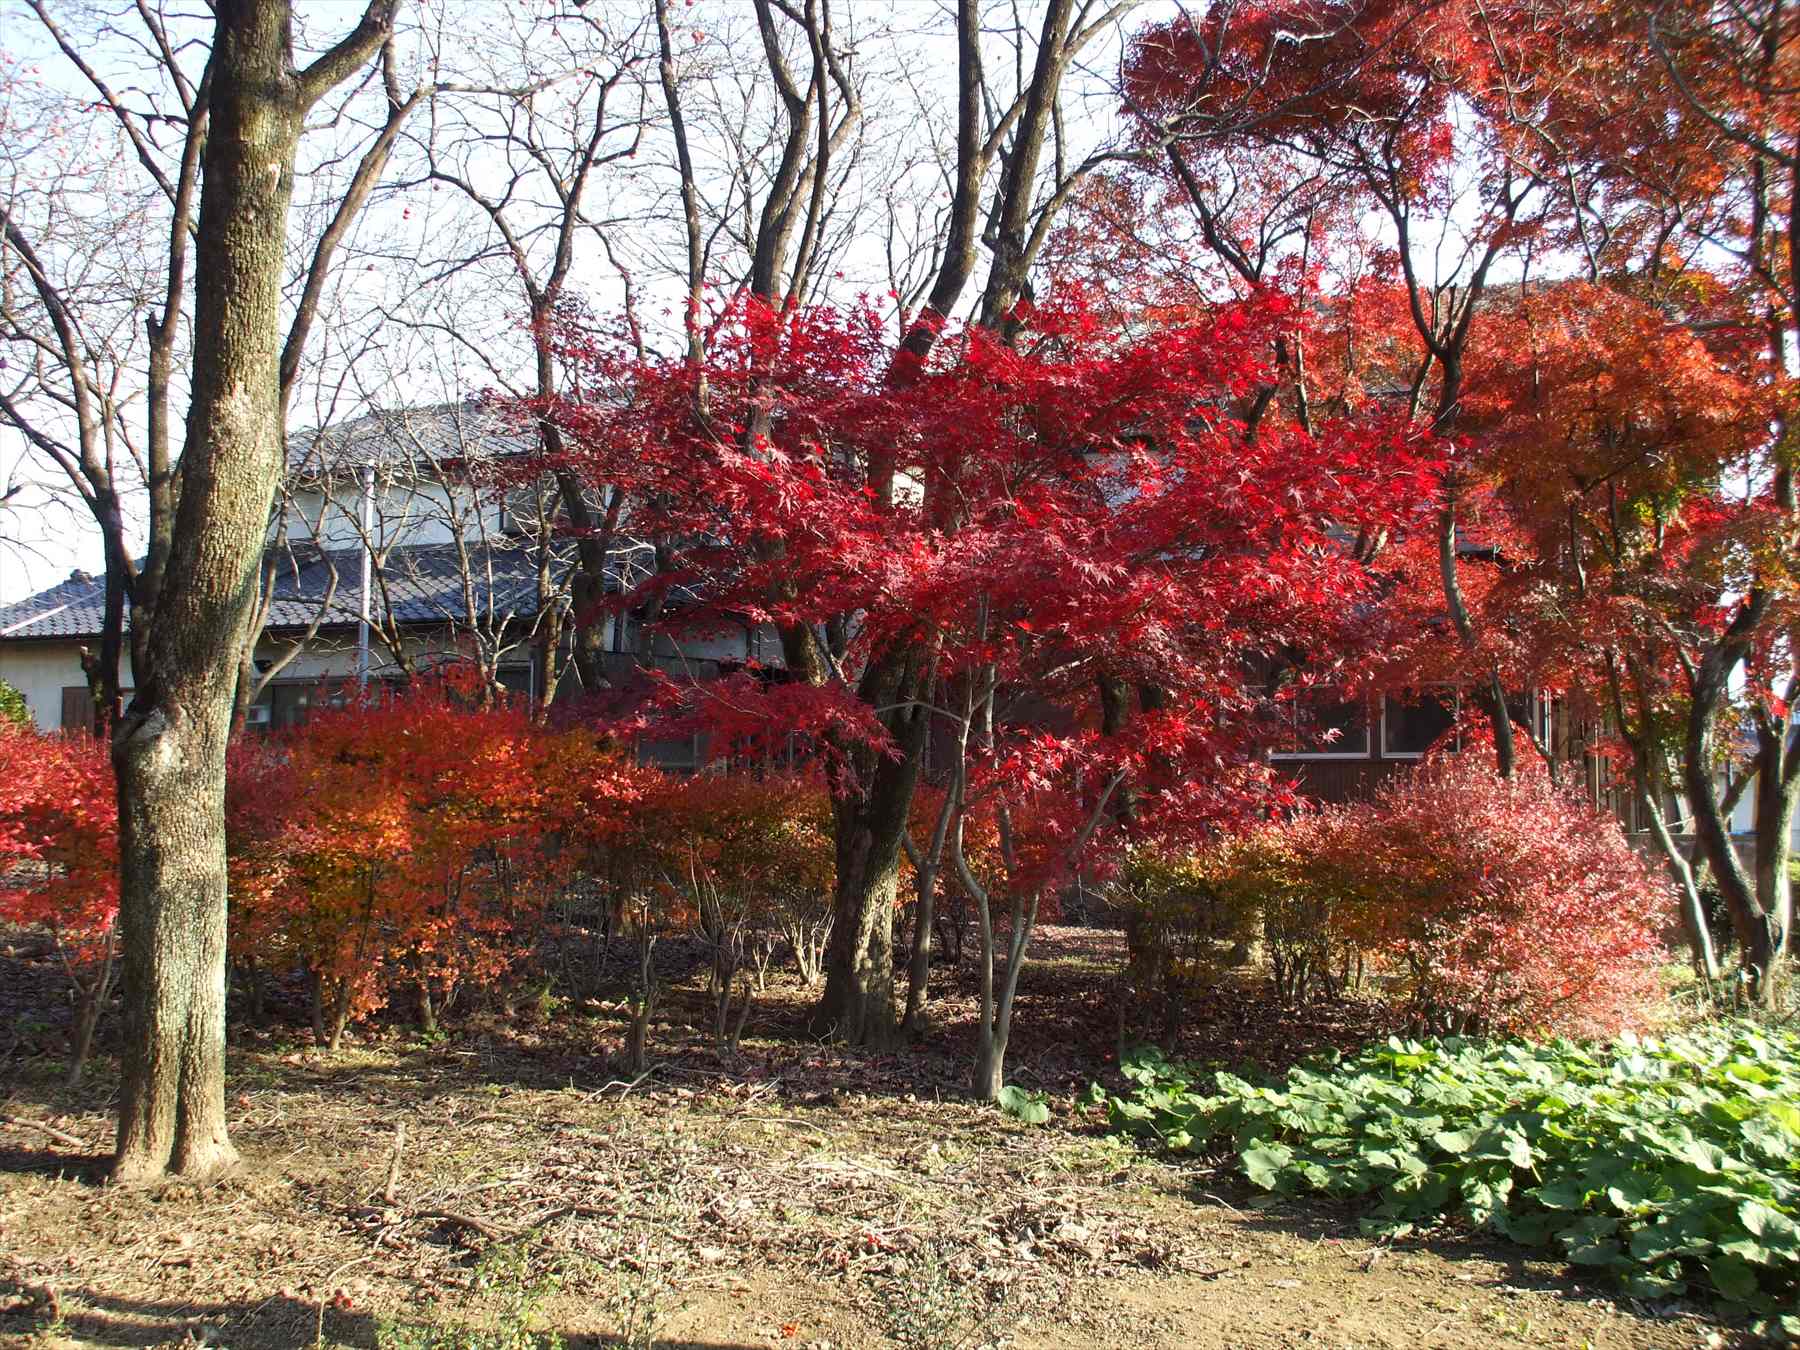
[0,3,435,741]
[358,5,657,696]
[0,0,405,1182]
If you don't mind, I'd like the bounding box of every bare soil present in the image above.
[0,927,1737,1348]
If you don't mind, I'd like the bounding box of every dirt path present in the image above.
[0,929,1732,1348]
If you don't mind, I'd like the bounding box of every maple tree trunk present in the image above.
[808,640,930,1047]
[1682,615,1783,1000]
[551,465,614,695]
[327,981,354,1054]
[902,865,938,1033]
[1751,721,1796,973]
[811,782,909,1048]
[310,974,327,1044]
[1639,785,1721,982]
[112,0,395,1183]
[972,895,1035,1102]
[1605,650,1721,982]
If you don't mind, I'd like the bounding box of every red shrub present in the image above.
[0,720,120,1079]
[1318,752,1672,1037]
[222,674,659,1045]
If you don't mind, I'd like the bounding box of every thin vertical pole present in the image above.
[357,463,374,687]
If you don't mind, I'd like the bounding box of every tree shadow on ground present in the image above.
[0,923,1416,1202]
[0,1143,109,1183]
[1181,1174,1724,1334]
[0,1286,762,1350]
[2,926,1135,1124]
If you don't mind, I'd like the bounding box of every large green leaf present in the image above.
[996,1084,1050,1126]
[1087,1021,1800,1315]
[1241,1142,1295,1191]
[1705,1252,1760,1303]
[1738,1201,1800,1255]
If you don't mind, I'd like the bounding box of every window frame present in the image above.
[1268,690,1374,762]
[1379,687,1460,759]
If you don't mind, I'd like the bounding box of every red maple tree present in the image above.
[544,285,1438,1088]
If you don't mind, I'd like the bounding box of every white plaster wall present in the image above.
[0,643,130,732]
[658,623,755,663]
[0,630,528,733]
[254,630,539,687]
[276,479,506,550]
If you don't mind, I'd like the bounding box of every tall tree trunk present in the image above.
[811,747,920,1047]
[806,633,935,1046]
[901,859,940,1033]
[1437,498,1514,776]
[1752,718,1796,971]
[1681,598,1782,1000]
[111,0,396,1184]
[972,891,1037,1102]
[1605,650,1719,980]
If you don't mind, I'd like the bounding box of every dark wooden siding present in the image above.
[1280,755,1415,804]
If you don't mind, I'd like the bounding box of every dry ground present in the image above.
[0,928,1741,1349]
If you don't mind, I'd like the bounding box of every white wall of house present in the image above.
[1722,783,1800,848]
[660,623,763,662]
[0,642,130,732]
[277,477,508,551]
[0,629,549,734]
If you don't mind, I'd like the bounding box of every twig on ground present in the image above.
[518,1202,618,1232]
[0,1113,91,1150]
[1198,1191,1246,1218]
[382,1120,407,1204]
[415,1209,505,1241]
[590,1069,656,1098]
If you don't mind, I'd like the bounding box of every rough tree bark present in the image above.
[111,0,397,1184]
[1680,591,1784,1001]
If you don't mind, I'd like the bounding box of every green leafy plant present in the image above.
[1093,1025,1800,1329]
[376,1241,566,1350]
[0,680,29,727]
[996,1083,1051,1125]
[878,1242,1007,1350]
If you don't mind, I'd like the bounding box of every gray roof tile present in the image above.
[286,401,537,477]
[0,542,641,641]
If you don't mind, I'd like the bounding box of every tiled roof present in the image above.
[0,542,647,642]
[0,571,109,639]
[286,401,537,477]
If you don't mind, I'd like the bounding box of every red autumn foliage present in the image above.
[0,719,119,963]
[0,719,120,1079]
[224,671,647,1046]
[1311,749,1672,1038]
[217,669,846,1049]
[547,287,1440,830]
[537,270,1445,1083]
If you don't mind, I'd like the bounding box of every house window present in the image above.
[1502,689,1553,746]
[497,664,534,699]
[1382,689,1457,758]
[1272,693,1370,759]
[637,733,702,773]
[257,682,321,730]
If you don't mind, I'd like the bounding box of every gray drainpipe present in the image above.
[357,463,374,687]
